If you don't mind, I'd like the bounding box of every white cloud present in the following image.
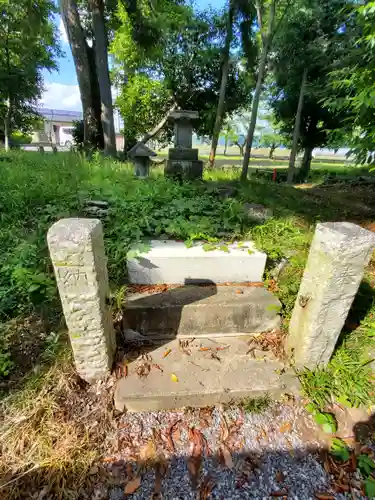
[40,82,81,111]
[59,18,69,44]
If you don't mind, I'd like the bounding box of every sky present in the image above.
[41,0,226,111]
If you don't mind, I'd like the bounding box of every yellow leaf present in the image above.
[124,476,141,495]
[171,373,179,382]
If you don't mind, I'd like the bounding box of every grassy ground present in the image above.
[0,151,375,498]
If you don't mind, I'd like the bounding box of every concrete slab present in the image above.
[127,240,267,284]
[124,285,281,338]
[114,337,298,412]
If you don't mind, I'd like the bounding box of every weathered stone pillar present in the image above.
[287,222,375,369]
[47,218,116,382]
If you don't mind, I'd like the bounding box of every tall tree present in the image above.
[209,2,235,167]
[270,0,348,181]
[326,2,375,165]
[60,0,103,149]
[209,0,257,167]
[90,0,116,155]
[0,0,59,150]
[112,5,254,151]
[240,0,278,180]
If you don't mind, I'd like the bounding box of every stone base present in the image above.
[114,337,298,412]
[168,148,199,161]
[127,240,267,284]
[165,159,203,180]
[124,285,280,338]
[133,158,150,178]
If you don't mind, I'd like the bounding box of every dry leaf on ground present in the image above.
[124,476,141,495]
[279,422,292,433]
[219,445,234,469]
[314,494,335,500]
[171,373,179,382]
[139,440,157,464]
[136,362,151,378]
[198,475,215,500]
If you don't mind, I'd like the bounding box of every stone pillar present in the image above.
[287,222,375,369]
[47,218,116,382]
[174,120,193,148]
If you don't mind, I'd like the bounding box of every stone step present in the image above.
[127,240,266,285]
[114,337,298,412]
[124,285,281,338]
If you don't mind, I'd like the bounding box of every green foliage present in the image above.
[269,0,348,175]
[358,454,375,477]
[330,438,350,462]
[326,2,375,165]
[116,73,172,148]
[0,0,60,138]
[300,303,375,412]
[112,4,255,145]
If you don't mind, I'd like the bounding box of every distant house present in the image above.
[32,108,124,150]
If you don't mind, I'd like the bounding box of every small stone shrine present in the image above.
[165,110,203,180]
[128,141,157,178]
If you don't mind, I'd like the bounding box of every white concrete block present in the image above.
[127,240,267,284]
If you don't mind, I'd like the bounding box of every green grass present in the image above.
[0,150,374,413]
[238,394,272,414]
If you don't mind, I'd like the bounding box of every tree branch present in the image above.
[139,102,177,144]
[255,0,265,44]
[271,0,293,44]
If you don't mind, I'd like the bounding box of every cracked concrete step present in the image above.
[114,337,299,412]
[124,285,281,339]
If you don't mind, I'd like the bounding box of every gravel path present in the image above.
[91,399,367,499]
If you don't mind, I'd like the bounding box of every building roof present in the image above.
[128,142,157,157]
[38,108,83,120]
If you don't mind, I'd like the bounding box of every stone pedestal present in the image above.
[165,110,203,180]
[286,222,375,369]
[47,218,116,382]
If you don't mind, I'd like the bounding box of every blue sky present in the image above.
[41,0,226,110]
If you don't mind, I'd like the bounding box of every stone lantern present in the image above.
[128,142,157,178]
[165,110,203,180]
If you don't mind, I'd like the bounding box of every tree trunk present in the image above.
[287,68,308,183]
[90,0,116,156]
[269,144,276,159]
[241,0,276,181]
[239,143,244,156]
[139,102,177,145]
[299,146,313,182]
[224,133,228,155]
[60,0,102,149]
[209,2,234,167]
[4,97,11,152]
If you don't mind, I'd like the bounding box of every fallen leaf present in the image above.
[279,422,292,433]
[220,445,233,469]
[154,461,166,495]
[136,362,151,378]
[199,347,211,352]
[163,349,172,358]
[210,352,221,362]
[89,465,99,476]
[216,345,230,351]
[187,456,201,489]
[124,476,141,495]
[270,491,288,497]
[275,470,284,483]
[171,373,179,382]
[140,440,157,463]
[314,494,334,500]
[198,474,215,499]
